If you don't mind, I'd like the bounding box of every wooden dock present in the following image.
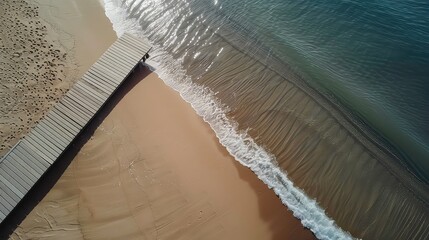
[0,33,151,222]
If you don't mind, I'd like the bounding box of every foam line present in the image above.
[103,0,355,239]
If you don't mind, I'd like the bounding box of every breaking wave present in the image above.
[103,0,429,239]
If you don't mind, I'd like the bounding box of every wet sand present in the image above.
[2,0,316,239]
[10,67,315,239]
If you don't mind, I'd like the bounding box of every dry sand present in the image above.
[34,0,117,77]
[0,0,73,155]
[10,67,315,239]
[2,0,315,239]
[0,0,116,156]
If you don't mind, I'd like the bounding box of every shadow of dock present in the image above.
[0,64,151,239]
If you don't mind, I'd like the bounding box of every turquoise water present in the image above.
[104,0,429,238]
[219,0,429,182]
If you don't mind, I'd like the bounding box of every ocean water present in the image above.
[103,0,429,239]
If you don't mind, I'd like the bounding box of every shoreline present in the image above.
[3,0,315,239]
[4,0,426,239]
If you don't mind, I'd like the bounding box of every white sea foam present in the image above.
[103,0,355,239]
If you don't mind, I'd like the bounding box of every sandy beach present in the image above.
[1,0,315,239]
[10,67,314,239]
[0,0,116,156]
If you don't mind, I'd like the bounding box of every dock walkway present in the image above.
[0,33,151,222]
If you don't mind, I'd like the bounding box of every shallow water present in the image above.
[103,0,429,239]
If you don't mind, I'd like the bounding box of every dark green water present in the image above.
[104,0,429,238]
[220,0,429,182]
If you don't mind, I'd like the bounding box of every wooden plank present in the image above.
[84,69,118,90]
[59,98,92,119]
[0,210,5,219]
[1,160,32,189]
[0,211,6,222]
[82,74,114,94]
[114,35,149,55]
[38,119,72,146]
[71,93,98,115]
[25,131,61,159]
[81,74,113,94]
[0,34,152,224]
[89,61,124,81]
[70,86,109,118]
[76,78,110,96]
[103,46,138,68]
[96,57,130,80]
[34,122,68,151]
[25,132,59,161]
[0,195,13,213]
[60,100,93,128]
[60,98,93,125]
[109,43,145,66]
[113,40,145,60]
[75,80,109,101]
[0,173,25,198]
[89,65,123,88]
[9,152,42,179]
[123,33,151,48]
[95,54,131,77]
[0,196,14,215]
[39,117,73,141]
[118,35,151,55]
[49,110,82,137]
[101,46,136,66]
[62,96,94,119]
[54,103,87,127]
[120,36,151,56]
[15,143,49,171]
[48,110,81,135]
[0,167,28,194]
[80,74,111,92]
[102,47,137,68]
[64,93,97,115]
[1,194,15,211]
[10,152,40,180]
[89,63,124,84]
[23,136,57,164]
[0,185,18,208]
[42,116,76,143]
[86,63,120,85]
[2,160,34,189]
[31,125,65,153]
[0,179,20,205]
[112,47,143,66]
[69,87,102,111]
[74,81,108,103]
[107,47,141,69]
[73,84,108,108]
[6,154,38,183]
[98,54,135,80]
[112,36,139,52]
[21,139,54,165]
[27,130,62,158]
[0,184,19,208]
[67,88,101,112]
[12,147,45,176]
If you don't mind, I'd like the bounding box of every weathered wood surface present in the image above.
[0,33,151,223]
